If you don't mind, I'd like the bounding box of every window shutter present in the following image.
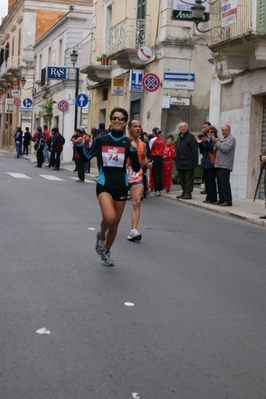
[258,0,266,33]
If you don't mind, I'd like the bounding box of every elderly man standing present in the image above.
[175,122,198,200]
[212,124,236,207]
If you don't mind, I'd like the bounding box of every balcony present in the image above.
[0,56,21,88]
[107,18,151,69]
[80,39,112,83]
[209,1,266,69]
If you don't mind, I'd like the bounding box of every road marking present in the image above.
[7,173,32,179]
[39,175,65,181]
[68,177,95,183]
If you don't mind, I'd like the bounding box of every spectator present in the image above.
[98,122,106,136]
[50,127,65,171]
[149,127,165,196]
[43,125,51,163]
[175,122,198,200]
[33,126,45,167]
[163,134,176,193]
[23,127,33,155]
[196,125,218,203]
[71,128,85,182]
[13,127,23,158]
[212,124,236,206]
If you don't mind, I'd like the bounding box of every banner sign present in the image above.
[221,0,237,27]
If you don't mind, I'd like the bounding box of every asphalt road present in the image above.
[1,153,266,399]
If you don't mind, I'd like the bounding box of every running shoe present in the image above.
[150,191,160,197]
[95,232,106,255]
[101,251,115,267]
[127,229,142,242]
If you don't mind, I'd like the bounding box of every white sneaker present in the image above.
[150,191,160,197]
[95,232,106,255]
[101,251,115,266]
[127,229,142,241]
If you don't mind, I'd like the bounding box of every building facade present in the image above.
[79,0,212,140]
[208,0,266,200]
[0,0,91,156]
[33,10,92,161]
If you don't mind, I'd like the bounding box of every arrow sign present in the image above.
[76,94,88,108]
[164,72,195,82]
[23,98,32,108]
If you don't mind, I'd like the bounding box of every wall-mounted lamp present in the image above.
[21,76,27,89]
[21,75,35,90]
[70,49,78,68]
[191,0,210,33]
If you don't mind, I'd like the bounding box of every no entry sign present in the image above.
[142,73,160,92]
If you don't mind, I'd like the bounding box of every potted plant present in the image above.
[97,54,109,65]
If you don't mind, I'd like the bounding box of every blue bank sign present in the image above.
[47,66,67,80]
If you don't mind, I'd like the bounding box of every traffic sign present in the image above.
[76,94,88,108]
[23,98,32,108]
[138,46,152,62]
[13,97,21,107]
[129,70,144,92]
[20,107,33,112]
[142,73,160,92]
[163,80,194,90]
[164,72,195,81]
[58,100,69,113]
[12,90,20,96]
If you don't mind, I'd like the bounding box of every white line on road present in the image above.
[39,175,65,181]
[7,173,32,179]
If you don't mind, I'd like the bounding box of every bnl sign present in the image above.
[47,66,67,80]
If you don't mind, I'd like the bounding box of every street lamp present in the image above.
[70,49,79,129]
[191,0,210,33]
[20,76,35,90]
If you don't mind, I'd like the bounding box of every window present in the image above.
[137,0,146,19]
[258,0,266,33]
[136,0,146,47]
[102,88,108,101]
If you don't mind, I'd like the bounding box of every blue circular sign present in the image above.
[76,94,88,108]
[23,98,32,108]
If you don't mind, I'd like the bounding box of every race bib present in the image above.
[102,146,125,167]
[127,165,139,179]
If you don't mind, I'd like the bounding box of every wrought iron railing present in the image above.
[108,18,151,56]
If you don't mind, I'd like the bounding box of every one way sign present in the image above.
[164,72,195,81]
[76,94,88,108]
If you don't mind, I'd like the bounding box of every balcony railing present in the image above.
[108,18,151,56]
[0,56,21,78]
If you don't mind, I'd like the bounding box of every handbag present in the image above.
[208,151,216,166]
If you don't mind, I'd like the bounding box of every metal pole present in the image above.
[164,108,168,141]
[74,67,79,129]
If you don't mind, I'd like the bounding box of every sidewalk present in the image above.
[11,150,266,228]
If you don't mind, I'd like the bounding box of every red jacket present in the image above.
[163,144,176,162]
[149,135,165,156]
